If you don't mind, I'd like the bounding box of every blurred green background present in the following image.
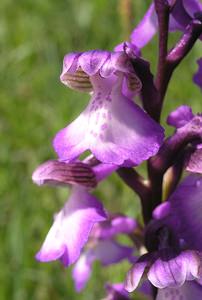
[0,0,201,299]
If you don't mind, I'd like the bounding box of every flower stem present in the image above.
[154,0,170,122]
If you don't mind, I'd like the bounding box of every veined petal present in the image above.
[60,53,93,92]
[60,50,139,93]
[124,254,149,292]
[186,145,202,173]
[156,281,202,300]
[32,160,96,188]
[147,249,202,289]
[35,187,107,266]
[167,105,194,128]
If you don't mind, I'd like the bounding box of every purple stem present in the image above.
[117,168,151,223]
[146,129,202,218]
[154,0,170,115]
[155,19,202,121]
[131,57,159,121]
[144,15,202,222]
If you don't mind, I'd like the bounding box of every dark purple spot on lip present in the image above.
[101,123,108,130]
[99,133,104,140]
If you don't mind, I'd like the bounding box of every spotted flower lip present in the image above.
[54,50,164,167]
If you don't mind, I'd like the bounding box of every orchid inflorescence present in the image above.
[32,1,202,299]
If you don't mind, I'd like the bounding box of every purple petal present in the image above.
[153,202,171,220]
[156,281,202,300]
[60,50,139,94]
[171,0,192,31]
[193,58,202,90]
[100,52,135,79]
[124,254,149,292]
[53,107,89,161]
[183,0,202,18]
[114,42,141,57]
[93,163,118,182]
[167,175,202,251]
[137,280,153,299]
[93,240,134,266]
[62,52,81,73]
[32,160,96,188]
[148,249,202,289]
[35,187,107,266]
[78,50,109,76]
[53,73,164,166]
[167,105,194,128]
[105,283,130,300]
[186,146,202,173]
[72,251,94,292]
[130,4,158,49]
[89,87,164,166]
[91,216,137,239]
[60,53,94,92]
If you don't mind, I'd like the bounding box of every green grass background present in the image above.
[0,0,201,299]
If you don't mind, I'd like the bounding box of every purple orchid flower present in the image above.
[35,186,107,266]
[53,50,164,167]
[193,58,202,90]
[153,174,202,251]
[130,0,202,50]
[31,0,202,297]
[125,223,202,294]
[166,105,202,173]
[72,215,137,292]
[33,156,119,267]
[125,174,202,296]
